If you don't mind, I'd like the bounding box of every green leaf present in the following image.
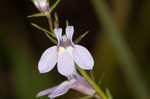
[27,13,46,18]
[106,88,113,99]
[75,31,89,43]
[50,0,61,12]
[31,23,57,44]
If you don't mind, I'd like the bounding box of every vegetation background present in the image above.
[0,0,150,99]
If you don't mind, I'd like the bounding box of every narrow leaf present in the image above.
[75,31,89,43]
[89,70,96,81]
[106,88,113,99]
[54,13,59,28]
[43,32,57,44]
[27,13,46,18]
[31,23,56,38]
[31,23,57,44]
[50,0,61,12]
[66,20,69,27]
[97,72,105,86]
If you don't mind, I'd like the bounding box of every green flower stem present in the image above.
[91,0,150,99]
[47,0,60,32]
[77,67,107,99]
[47,15,54,32]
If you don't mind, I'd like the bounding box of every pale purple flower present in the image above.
[38,26,94,76]
[33,0,50,15]
[36,74,96,98]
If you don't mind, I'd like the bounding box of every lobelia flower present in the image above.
[36,73,98,98]
[33,0,50,15]
[38,26,94,76]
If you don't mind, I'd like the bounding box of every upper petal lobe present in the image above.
[54,28,62,44]
[66,26,74,41]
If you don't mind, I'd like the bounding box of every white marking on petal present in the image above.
[66,46,73,56]
[54,28,62,44]
[57,50,76,76]
[73,45,94,70]
[66,26,74,41]
[38,46,57,73]
[58,47,65,54]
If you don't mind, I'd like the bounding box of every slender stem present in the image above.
[47,15,54,32]
[77,67,107,99]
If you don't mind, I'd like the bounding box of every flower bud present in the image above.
[33,0,50,15]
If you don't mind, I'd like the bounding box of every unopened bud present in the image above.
[33,0,50,15]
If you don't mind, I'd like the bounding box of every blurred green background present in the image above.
[0,0,150,99]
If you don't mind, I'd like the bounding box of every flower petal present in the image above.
[57,50,76,76]
[36,87,57,97]
[71,75,96,96]
[54,28,62,44]
[38,46,57,73]
[66,26,74,40]
[73,45,94,70]
[48,81,72,98]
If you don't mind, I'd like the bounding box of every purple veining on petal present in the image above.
[38,25,95,79]
[38,46,57,73]
[73,45,94,70]
[59,39,73,48]
[57,26,74,48]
